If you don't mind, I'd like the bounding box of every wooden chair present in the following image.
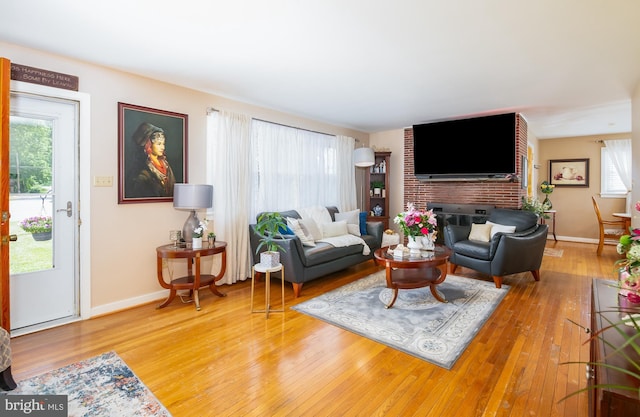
[592,196,627,255]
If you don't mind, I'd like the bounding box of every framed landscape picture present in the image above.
[549,158,589,187]
[117,103,188,204]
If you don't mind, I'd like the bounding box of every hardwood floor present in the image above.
[9,241,620,416]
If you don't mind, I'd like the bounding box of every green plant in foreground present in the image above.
[561,308,640,402]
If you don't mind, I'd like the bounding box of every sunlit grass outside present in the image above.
[10,219,53,274]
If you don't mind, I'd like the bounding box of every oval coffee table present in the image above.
[373,244,452,309]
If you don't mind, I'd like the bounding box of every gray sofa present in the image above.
[444,208,548,288]
[249,206,383,297]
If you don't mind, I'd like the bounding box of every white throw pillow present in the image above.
[335,209,361,236]
[297,206,333,226]
[486,221,517,238]
[321,220,349,238]
[468,223,492,242]
[286,218,316,247]
[299,218,321,241]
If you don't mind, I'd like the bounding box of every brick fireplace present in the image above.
[403,114,528,209]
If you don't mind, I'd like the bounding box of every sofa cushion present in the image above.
[486,221,516,238]
[468,223,492,242]
[335,209,361,236]
[452,239,492,261]
[359,212,368,235]
[297,206,333,225]
[299,218,321,241]
[301,242,363,267]
[321,220,349,238]
[287,217,316,247]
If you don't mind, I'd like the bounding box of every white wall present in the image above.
[1,42,368,315]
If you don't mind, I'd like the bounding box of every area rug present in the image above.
[292,271,509,369]
[2,351,171,416]
[544,247,564,257]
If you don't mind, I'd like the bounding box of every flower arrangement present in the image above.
[393,203,437,237]
[19,215,52,233]
[616,201,640,302]
[521,196,550,219]
[540,180,555,194]
[193,219,207,238]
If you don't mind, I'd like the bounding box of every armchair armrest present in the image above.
[490,224,548,275]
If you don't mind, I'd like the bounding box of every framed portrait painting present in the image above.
[549,158,589,187]
[118,102,188,204]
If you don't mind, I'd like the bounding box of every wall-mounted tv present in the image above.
[413,112,517,181]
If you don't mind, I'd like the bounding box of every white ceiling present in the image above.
[1,0,638,138]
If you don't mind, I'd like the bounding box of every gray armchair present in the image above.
[444,208,548,288]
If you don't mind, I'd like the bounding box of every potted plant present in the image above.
[255,212,288,267]
[521,196,550,219]
[19,215,53,241]
[207,232,216,246]
[371,181,384,196]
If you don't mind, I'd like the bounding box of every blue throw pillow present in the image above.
[359,212,368,235]
[278,225,294,235]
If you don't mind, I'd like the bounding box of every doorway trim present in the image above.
[10,80,91,333]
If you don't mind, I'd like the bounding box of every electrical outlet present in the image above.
[93,176,113,187]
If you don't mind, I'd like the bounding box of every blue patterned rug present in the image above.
[3,351,171,416]
[292,271,509,369]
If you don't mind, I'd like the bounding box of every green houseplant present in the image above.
[255,212,288,267]
[371,181,384,196]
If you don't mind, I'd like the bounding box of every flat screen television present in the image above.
[413,112,517,180]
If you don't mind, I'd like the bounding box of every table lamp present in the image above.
[173,184,213,243]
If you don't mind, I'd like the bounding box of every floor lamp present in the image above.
[173,184,213,243]
[354,147,375,210]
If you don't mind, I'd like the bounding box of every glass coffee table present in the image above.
[373,244,452,309]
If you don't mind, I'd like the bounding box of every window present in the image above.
[600,147,628,197]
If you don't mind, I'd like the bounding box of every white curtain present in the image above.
[337,135,358,212]
[249,120,356,219]
[604,139,632,212]
[206,110,252,284]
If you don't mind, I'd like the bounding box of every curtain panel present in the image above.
[207,113,358,283]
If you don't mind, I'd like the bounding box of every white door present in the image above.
[9,92,78,333]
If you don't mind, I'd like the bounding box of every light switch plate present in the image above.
[93,176,113,187]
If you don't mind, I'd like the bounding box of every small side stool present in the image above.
[0,328,16,391]
[251,263,285,319]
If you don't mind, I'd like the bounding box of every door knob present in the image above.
[56,201,72,217]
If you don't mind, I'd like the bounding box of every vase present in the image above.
[192,237,202,249]
[542,195,552,209]
[260,251,280,268]
[422,233,435,251]
[407,236,422,256]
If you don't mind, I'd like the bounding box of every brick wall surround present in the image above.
[404,114,528,210]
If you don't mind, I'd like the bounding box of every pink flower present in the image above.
[635,201,640,212]
[628,292,640,303]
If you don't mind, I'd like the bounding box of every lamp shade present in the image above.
[353,147,375,167]
[173,184,213,210]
